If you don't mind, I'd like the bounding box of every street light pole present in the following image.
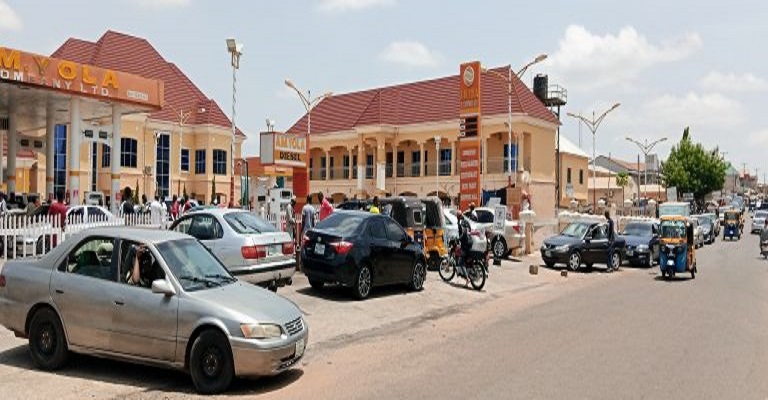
[625,136,668,201]
[566,103,621,208]
[284,79,333,201]
[226,38,243,208]
[482,54,547,187]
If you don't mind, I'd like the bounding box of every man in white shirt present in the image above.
[149,195,165,227]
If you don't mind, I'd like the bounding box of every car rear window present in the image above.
[315,212,365,236]
[224,212,277,234]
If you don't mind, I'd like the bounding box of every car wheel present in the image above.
[28,308,69,371]
[353,264,373,300]
[491,237,508,259]
[308,278,324,291]
[190,329,234,395]
[610,252,621,270]
[439,258,456,282]
[410,260,426,291]
[568,252,581,271]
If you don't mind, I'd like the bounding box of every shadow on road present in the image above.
[295,283,417,302]
[652,275,694,283]
[539,263,614,275]
[0,343,303,396]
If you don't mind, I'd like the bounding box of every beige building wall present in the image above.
[559,152,589,207]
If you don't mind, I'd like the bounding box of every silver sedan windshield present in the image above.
[156,239,236,291]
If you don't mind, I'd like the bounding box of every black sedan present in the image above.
[301,211,427,300]
[619,221,660,267]
[541,221,626,271]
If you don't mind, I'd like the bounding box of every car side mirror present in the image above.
[151,279,176,296]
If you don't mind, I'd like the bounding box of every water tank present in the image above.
[533,74,548,103]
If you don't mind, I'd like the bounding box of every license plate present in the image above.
[627,250,634,256]
[545,250,552,257]
[295,338,305,358]
[314,243,325,254]
[268,245,282,256]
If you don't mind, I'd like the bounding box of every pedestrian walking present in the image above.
[370,196,380,214]
[605,210,618,272]
[318,192,333,222]
[171,195,179,220]
[301,195,316,238]
[286,198,297,244]
[149,194,164,226]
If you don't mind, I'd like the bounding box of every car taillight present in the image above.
[513,225,521,234]
[330,241,354,255]
[470,230,482,237]
[302,234,310,247]
[282,242,295,255]
[242,245,267,259]
[0,274,5,288]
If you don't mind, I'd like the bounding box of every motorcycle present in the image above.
[439,235,488,290]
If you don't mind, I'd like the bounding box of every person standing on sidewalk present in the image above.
[605,210,618,272]
[318,192,333,222]
[286,198,297,244]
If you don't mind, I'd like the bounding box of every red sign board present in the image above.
[459,139,481,211]
[459,61,482,211]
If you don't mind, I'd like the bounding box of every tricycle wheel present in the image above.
[691,269,695,279]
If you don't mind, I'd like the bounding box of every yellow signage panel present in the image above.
[260,132,307,168]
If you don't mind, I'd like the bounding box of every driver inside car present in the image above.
[124,244,164,288]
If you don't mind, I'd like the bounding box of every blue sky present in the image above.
[2,0,766,177]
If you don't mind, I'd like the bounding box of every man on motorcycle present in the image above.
[457,212,473,280]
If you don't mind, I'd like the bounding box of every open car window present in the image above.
[64,237,116,282]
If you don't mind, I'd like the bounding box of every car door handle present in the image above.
[54,289,64,294]
[114,300,125,306]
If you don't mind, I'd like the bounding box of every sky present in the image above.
[1,0,766,178]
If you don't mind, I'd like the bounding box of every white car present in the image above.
[751,211,768,233]
[67,205,116,222]
[463,207,524,258]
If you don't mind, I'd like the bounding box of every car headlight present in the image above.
[636,245,649,252]
[555,244,570,252]
[240,323,284,339]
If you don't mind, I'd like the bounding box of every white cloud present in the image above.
[0,1,23,31]
[699,71,768,93]
[132,0,190,9]
[546,25,702,89]
[379,40,441,67]
[319,0,395,12]
[643,92,745,129]
[749,129,768,146]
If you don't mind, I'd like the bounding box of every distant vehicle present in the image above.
[751,210,768,234]
[0,227,308,394]
[301,211,427,300]
[336,199,371,211]
[83,191,105,206]
[540,221,626,271]
[170,209,296,291]
[619,221,660,267]
[694,214,716,244]
[659,202,691,218]
[688,217,704,248]
[67,205,115,222]
[701,213,720,237]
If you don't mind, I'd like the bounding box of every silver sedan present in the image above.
[170,209,296,291]
[0,227,308,394]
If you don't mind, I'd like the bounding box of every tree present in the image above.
[615,171,630,202]
[133,180,140,204]
[660,127,727,204]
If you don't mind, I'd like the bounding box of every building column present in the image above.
[68,98,81,206]
[7,100,18,193]
[376,137,386,191]
[419,142,425,177]
[111,104,122,214]
[348,146,354,181]
[450,140,456,176]
[356,141,365,194]
[45,102,55,200]
[324,150,330,180]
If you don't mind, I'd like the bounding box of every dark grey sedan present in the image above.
[0,227,308,394]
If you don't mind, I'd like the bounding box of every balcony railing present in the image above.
[386,164,393,178]
[397,163,405,177]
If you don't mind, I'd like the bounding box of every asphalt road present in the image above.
[1,226,767,399]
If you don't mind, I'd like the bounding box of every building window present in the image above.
[579,169,584,184]
[181,148,190,172]
[353,155,358,179]
[412,151,421,177]
[156,133,170,198]
[195,149,206,174]
[567,168,572,184]
[343,155,350,179]
[213,149,227,175]
[503,143,518,173]
[102,144,110,168]
[424,150,429,176]
[53,125,67,197]
[320,156,327,179]
[90,142,97,192]
[397,151,405,177]
[386,152,393,178]
[366,154,374,179]
[439,149,452,176]
[329,156,335,179]
[120,138,138,168]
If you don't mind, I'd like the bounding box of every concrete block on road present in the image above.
[529,264,538,275]
[561,270,568,277]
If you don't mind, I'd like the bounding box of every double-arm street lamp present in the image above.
[284,79,332,191]
[226,38,243,208]
[566,103,621,207]
[625,136,667,201]
[482,54,548,187]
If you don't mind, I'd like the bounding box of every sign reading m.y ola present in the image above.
[0,46,163,108]
[260,132,308,167]
[459,61,482,211]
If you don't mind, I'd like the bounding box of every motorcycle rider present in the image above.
[457,212,473,280]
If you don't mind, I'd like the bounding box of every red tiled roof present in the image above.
[52,31,244,137]
[287,66,559,135]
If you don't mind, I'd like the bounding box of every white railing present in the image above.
[0,213,167,262]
